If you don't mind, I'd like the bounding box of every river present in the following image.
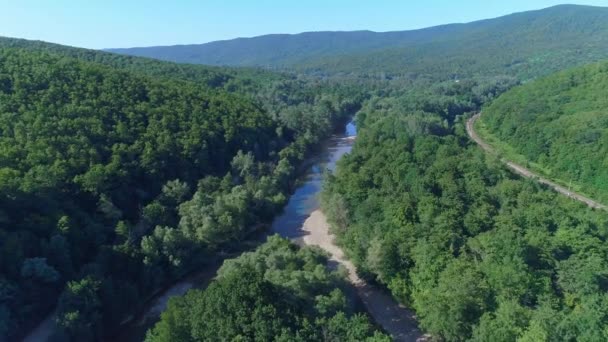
[24,120,357,342]
[270,120,356,238]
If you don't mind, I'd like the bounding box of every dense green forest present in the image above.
[3,4,608,342]
[321,78,608,341]
[109,5,608,79]
[0,44,362,341]
[0,36,292,93]
[480,60,608,203]
[146,236,389,341]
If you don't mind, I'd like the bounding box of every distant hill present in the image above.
[107,5,608,78]
[480,60,608,203]
[0,36,285,90]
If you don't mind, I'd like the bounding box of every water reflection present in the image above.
[271,120,356,239]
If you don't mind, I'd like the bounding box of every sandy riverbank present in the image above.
[298,210,429,342]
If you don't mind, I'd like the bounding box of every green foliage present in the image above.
[109,5,608,79]
[322,73,608,341]
[145,236,388,341]
[0,41,360,340]
[21,258,60,284]
[0,35,282,90]
[56,277,102,341]
[482,60,608,203]
[471,300,531,342]
[417,258,492,340]
[4,5,608,341]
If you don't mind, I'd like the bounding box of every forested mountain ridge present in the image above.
[4,3,608,341]
[0,42,362,341]
[0,36,285,91]
[480,60,608,203]
[108,5,608,78]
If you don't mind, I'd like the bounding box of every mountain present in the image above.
[108,5,608,78]
[479,60,608,203]
[0,36,285,90]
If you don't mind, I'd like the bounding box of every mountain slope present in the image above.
[0,46,274,341]
[0,36,285,90]
[108,5,608,78]
[0,41,360,340]
[480,60,608,203]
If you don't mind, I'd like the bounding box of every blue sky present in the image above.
[1,0,606,49]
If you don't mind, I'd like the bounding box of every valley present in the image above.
[2,3,608,342]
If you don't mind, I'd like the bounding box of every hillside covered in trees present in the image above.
[0,42,362,341]
[0,36,284,89]
[4,3,608,342]
[108,5,608,79]
[479,60,608,204]
[321,77,608,341]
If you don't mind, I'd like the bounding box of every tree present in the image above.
[160,179,190,206]
[146,237,388,341]
[46,235,74,277]
[0,41,360,339]
[145,294,194,342]
[98,194,122,222]
[56,277,102,341]
[21,258,60,283]
[471,300,531,342]
[416,258,492,340]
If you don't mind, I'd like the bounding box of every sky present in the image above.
[1,0,607,49]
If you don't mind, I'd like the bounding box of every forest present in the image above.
[321,76,608,341]
[480,60,608,203]
[0,45,362,340]
[109,5,608,79]
[3,4,608,342]
[146,236,389,341]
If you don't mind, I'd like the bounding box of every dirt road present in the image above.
[298,210,430,342]
[467,114,607,211]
